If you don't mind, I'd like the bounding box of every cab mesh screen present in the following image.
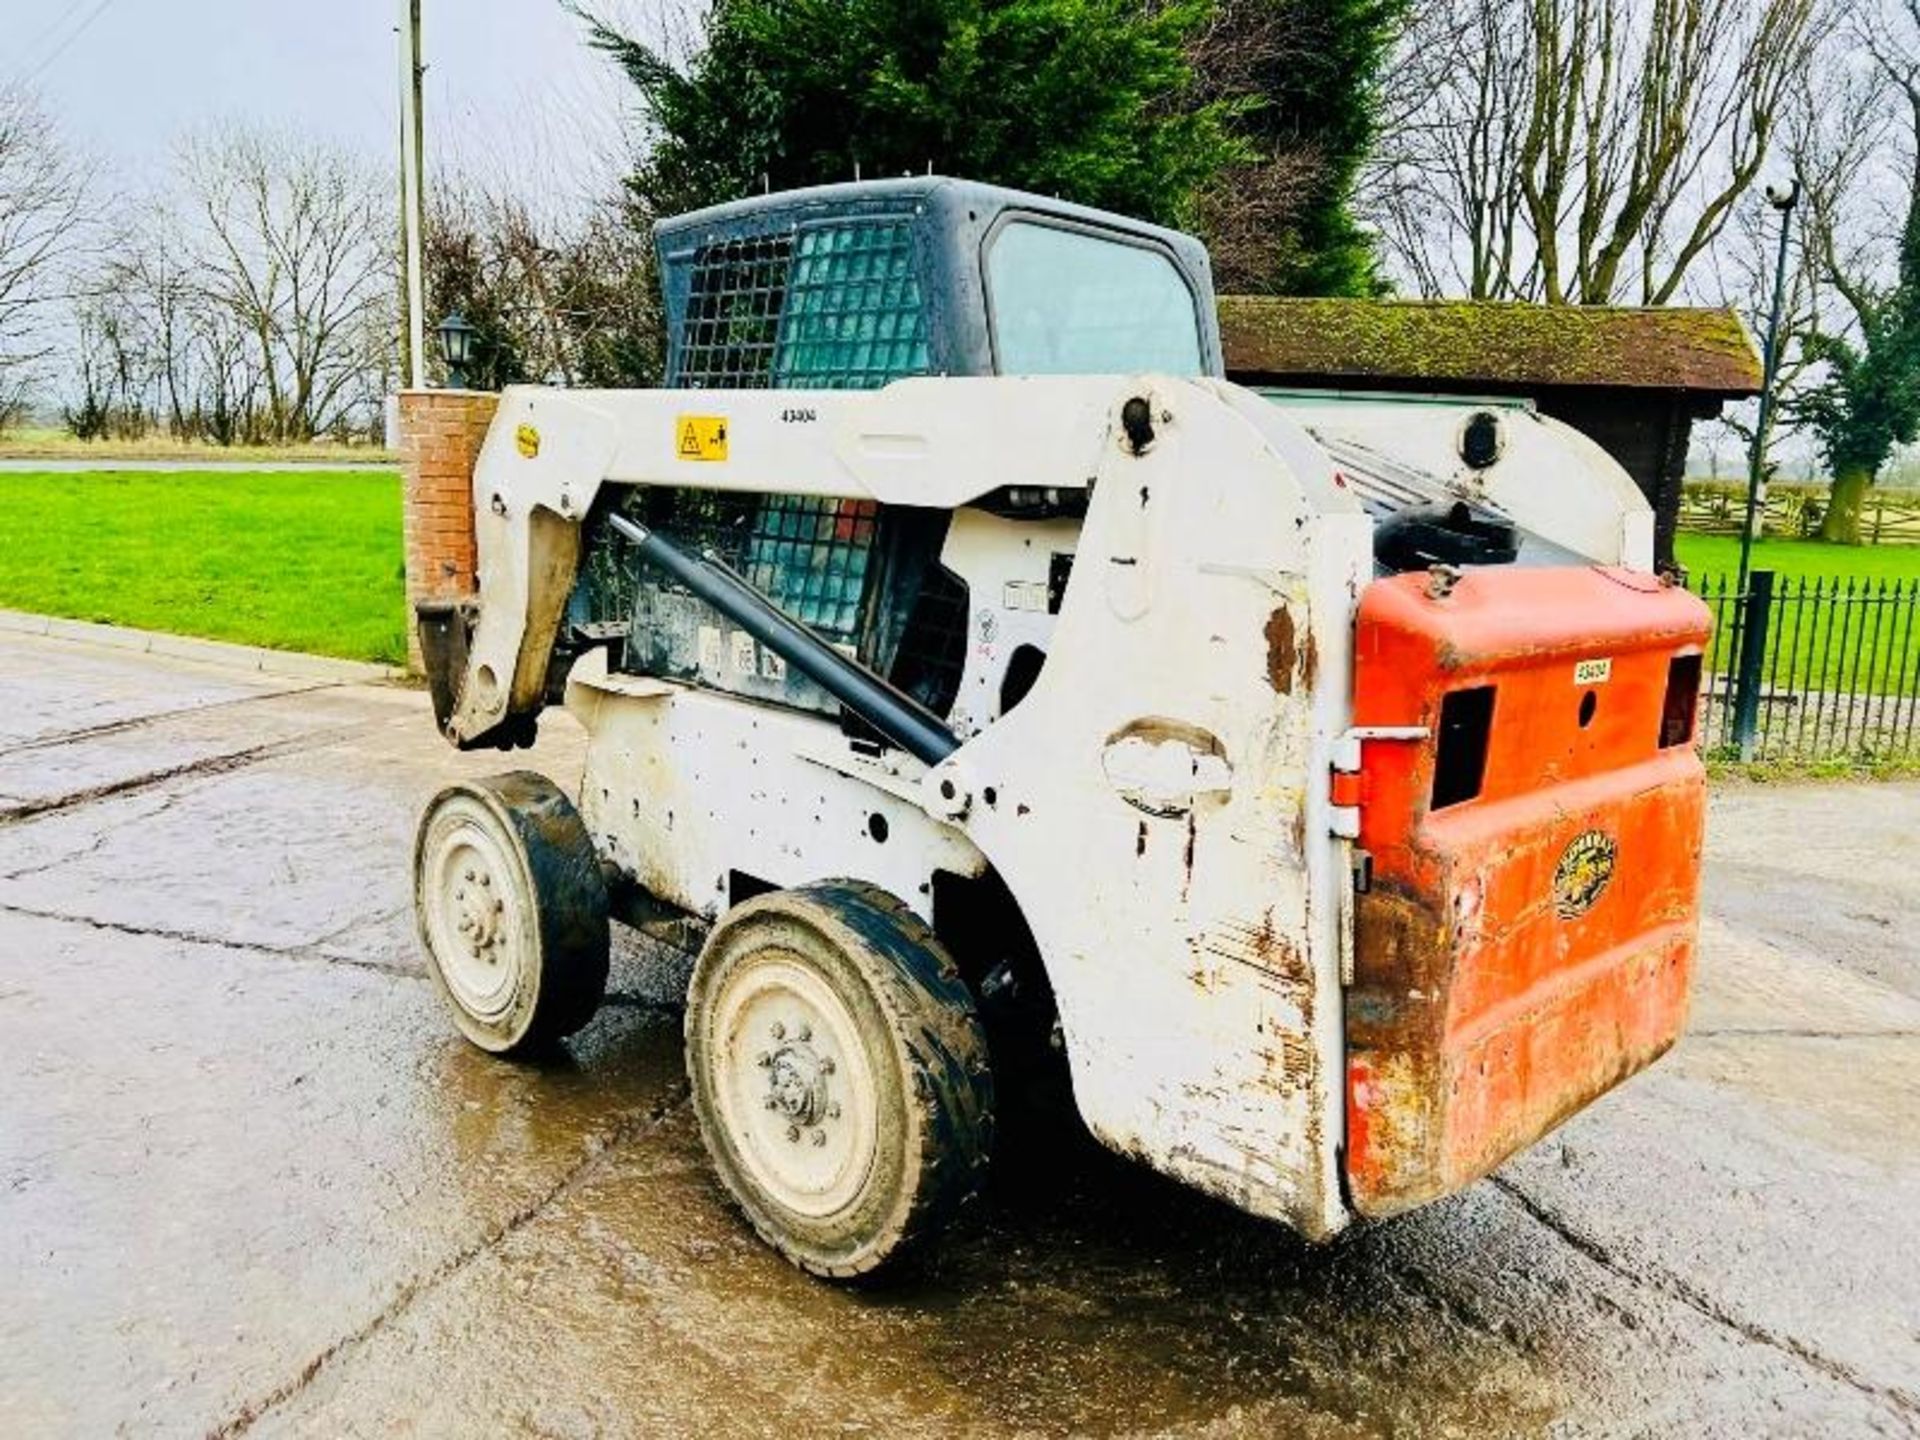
[675,234,793,388]
[773,224,931,388]
[672,222,931,390]
[642,491,879,646]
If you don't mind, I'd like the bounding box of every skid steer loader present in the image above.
[412,178,1714,1277]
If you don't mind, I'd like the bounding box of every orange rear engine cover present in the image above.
[1345,567,1711,1219]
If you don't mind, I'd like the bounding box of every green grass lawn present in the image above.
[0,470,407,665]
[1675,533,1920,582]
[1675,534,1920,700]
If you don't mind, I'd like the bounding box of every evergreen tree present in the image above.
[581,0,1246,232]
[1793,288,1920,545]
[1191,0,1407,296]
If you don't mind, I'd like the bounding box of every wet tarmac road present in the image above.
[1,629,1916,1438]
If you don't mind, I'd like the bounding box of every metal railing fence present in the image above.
[1692,571,1920,764]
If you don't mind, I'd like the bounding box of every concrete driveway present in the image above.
[1,628,1915,1438]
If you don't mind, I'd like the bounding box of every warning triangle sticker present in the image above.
[675,413,729,461]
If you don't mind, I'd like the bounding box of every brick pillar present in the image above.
[399,388,499,670]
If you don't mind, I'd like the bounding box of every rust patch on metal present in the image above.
[1258,1034,1317,1099]
[1195,914,1311,985]
[1345,881,1452,1217]
[1348,865,1695,1219]
[1264,608,1299,693]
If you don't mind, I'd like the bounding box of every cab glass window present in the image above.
[986,221,1203,376]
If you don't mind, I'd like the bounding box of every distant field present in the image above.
[0,469,406,664]
[1675,534,1920,582]
[0,425,397,467]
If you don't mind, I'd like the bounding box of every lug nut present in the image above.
[464,869,476,883]
[786,1124,801,1143]
[764,1097,777,1111]
[811,1129,826,1147]
[770,1021,786,1040]
[819,1057,835,1076]
[796,1024,812,1043]
[826,1102,841,1120]
[756,1051,772,1067]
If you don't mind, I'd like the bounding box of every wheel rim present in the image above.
[708,948,880,1220]
[421,807,530,1024]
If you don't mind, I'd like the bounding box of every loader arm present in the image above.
[436,391,618,747]
[433,378,1112,746]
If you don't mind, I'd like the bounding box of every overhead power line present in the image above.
[15,0,98,63]
[8,0,126,90]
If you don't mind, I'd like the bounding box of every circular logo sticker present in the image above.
[515,423,541,459]
[1553,830,1617,919]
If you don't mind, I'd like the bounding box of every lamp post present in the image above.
[436,312,478,390]
[1737,181,1800,599]
[1728,181,1799,763]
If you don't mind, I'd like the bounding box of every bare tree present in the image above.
[1686,22,1883,482]
[1373,0,1821,304]
[0,87,89,426]
[1367,0,1533,298]
[69,203,273,443]
[425,175,660,390]
[1777,0,1920,540]
[176,126,393,442]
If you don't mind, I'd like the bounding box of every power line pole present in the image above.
[398,0,427,389]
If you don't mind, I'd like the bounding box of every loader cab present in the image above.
[566,181,1222,732]
[652,177,1224,386]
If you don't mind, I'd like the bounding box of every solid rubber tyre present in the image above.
[685,880,994,1278]
[413,770,609,1055]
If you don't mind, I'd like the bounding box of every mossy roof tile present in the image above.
[1217,297,1762,395]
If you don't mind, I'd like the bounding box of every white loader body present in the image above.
[441,374,1649,1240]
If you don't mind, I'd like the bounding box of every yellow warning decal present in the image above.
[676,414,729,462]
[514,423,540,459]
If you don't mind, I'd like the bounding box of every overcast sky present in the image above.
[8,0,651,203]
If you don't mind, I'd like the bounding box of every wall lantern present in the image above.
[436,311,478,389]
